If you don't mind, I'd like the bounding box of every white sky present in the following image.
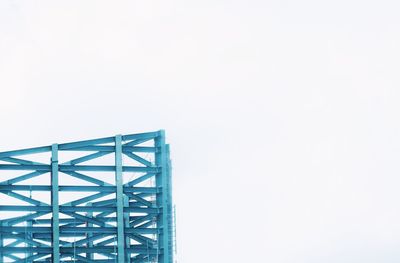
[1,0,400,262]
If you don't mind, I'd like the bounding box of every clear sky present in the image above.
[1,0,400,262]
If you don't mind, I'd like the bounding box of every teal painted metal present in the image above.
[115,135,125,262]
[0,130,174,262]
[51,144,60,262]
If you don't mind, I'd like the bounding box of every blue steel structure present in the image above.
[0,130,174,262]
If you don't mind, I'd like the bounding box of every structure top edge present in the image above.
[0,130,164,157]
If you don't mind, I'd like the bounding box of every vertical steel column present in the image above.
[166,144,173,263]
[115,135,125,262]
[155,130,171,263]
[51,144,60,262]
[86,202,93,260]
[124,196,131,263]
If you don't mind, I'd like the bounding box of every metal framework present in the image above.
[0,130,174,262]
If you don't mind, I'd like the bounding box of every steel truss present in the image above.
[0,131,173,262]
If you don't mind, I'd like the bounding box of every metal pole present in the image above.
[124,195,131,263]
[155,130,171,263]
[86,202,93,260]
[166,145,174,263]
[115,135,125,262]
[51,144,60,262]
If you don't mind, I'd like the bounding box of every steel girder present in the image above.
[0,131,174,263]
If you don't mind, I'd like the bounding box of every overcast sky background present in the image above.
[1,0,400,262]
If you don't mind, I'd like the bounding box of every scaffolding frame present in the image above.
[0,130,173,262]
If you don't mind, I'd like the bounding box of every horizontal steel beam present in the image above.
[58,137,114,150]
[122,131,159,141]
[32,215,152,225]
[0,246,159,254]
[0,164,159,172]
[0,205,159,213]
[62,146,158,153]
[1,226,158,234]
[0,185,158,193]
